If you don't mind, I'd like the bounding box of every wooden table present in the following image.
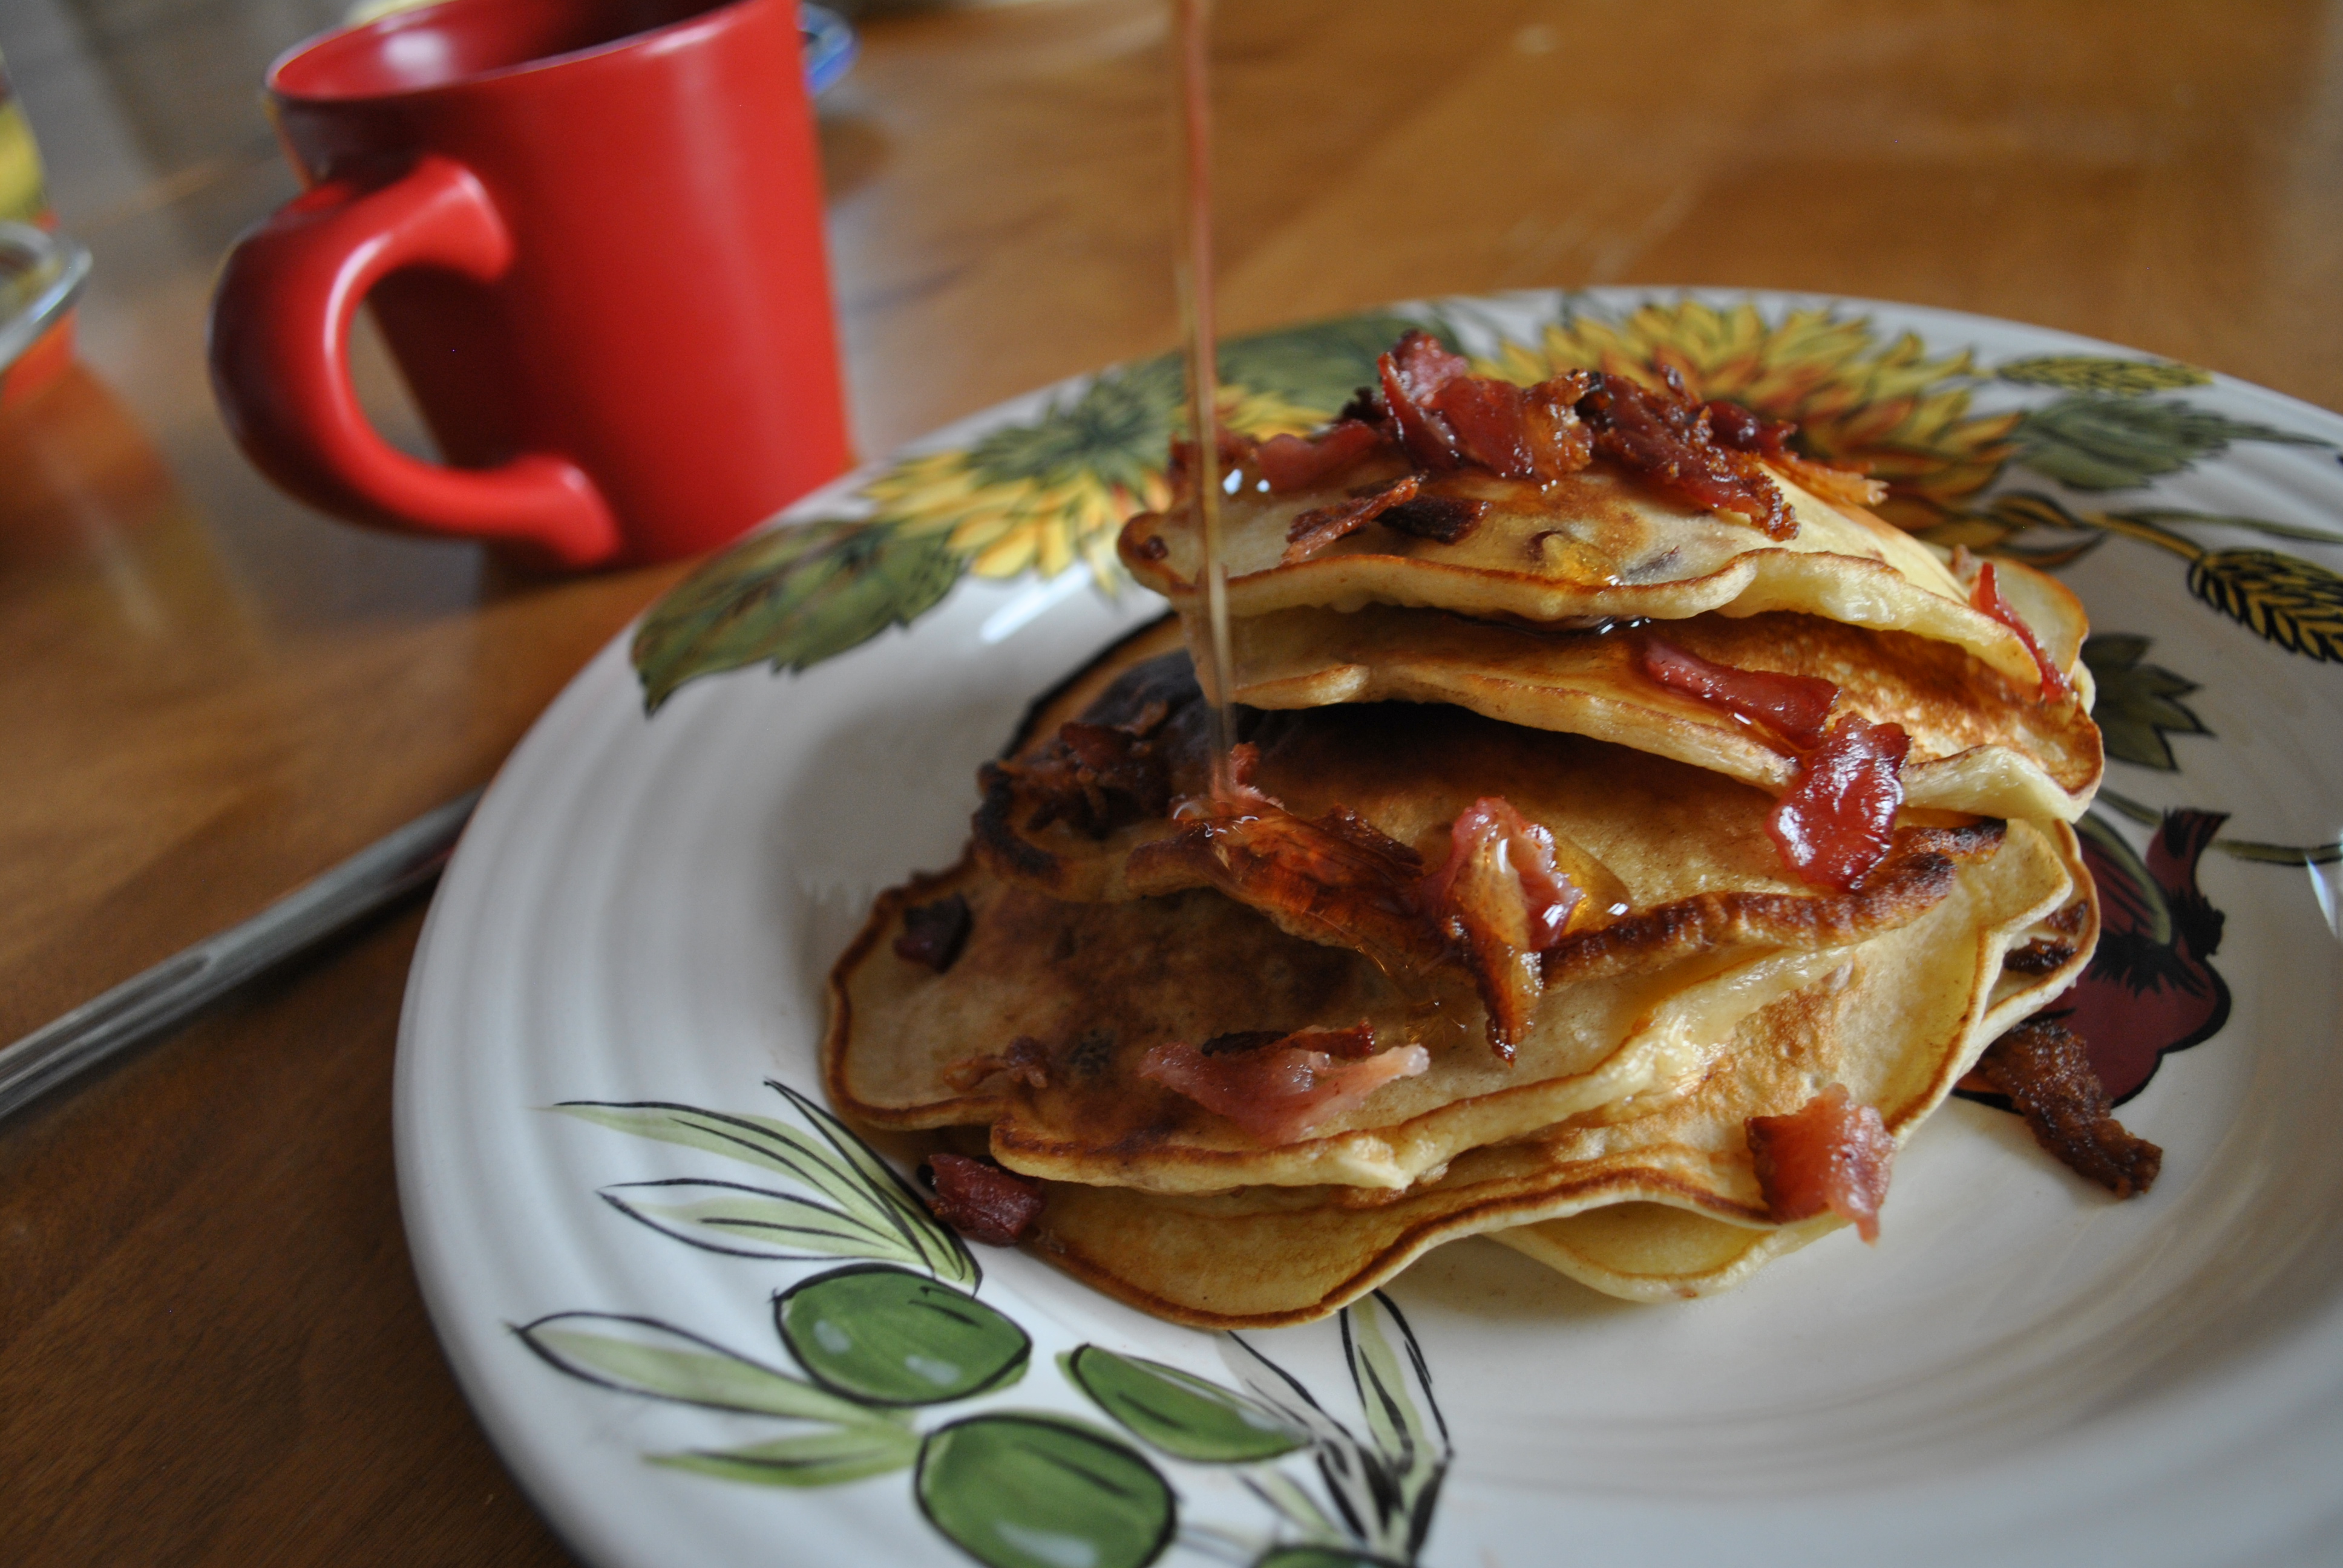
[2,0,2338,1560]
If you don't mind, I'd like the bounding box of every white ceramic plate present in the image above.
[397,289,2343,1568]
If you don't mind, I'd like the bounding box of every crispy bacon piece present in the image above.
[1746,1083,1895,1242]
[1429,375,1533,479]
[1640,638,1839,750]
[1970,560,2072,703]
[1380,494,1490,544]
[988,704,1175,838]
[1256,419,1388,493]
[1133,788,1438,980]
[1703,399,1886,506]
[924,1153,1045,1246]
[1421,797,1584,1059]
[1283,475,1421,563]
[1139,1026,1430,1143]
[1580,372,1795,540]
[1165,423,1260,497]
[1377,336,1466,470]
[1523,373,1597,481]
[1975,1018,2162,1197]
[942,1034,1051,1093]
[2002,936,2080,976]
[894,892,973,972]
[1767,715,1912,892]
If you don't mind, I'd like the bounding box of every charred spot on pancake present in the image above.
[1132,532,1169,562]
[1061,1029,1117,1082]
[1380,494,1489,545]
[894,893,972,972]
[1976,1017,2161,1197]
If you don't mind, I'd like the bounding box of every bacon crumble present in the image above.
[1283,475,1421,563]
[1420,797,1585,1057]
[1974,1018,2161,1197]
[1766,715,1913,893]
[1747,1083,1896,1241]
[923,1152,1046,1246]
[1139,1024,1429,1143]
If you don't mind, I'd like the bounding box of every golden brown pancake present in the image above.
[974,623,2008,995]
[1120,462,2063,690]
[1201,603,2102,823]
[828,855,1866,1192]
[1017,817,2089,1326]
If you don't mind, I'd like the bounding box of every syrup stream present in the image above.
[1173,0,1240,792]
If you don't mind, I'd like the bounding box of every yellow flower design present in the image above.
[867,374,1324,584]
[1477,299,2019,531]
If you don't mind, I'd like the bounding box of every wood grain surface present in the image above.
[1,0,2338,1561]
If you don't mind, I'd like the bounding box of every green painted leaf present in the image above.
[1996,355,2210,395]
[516,1313,890,1426]
[2105,506,2343,547]
[778,1266,1029,1406]
[1252,1550,1405,1568]
[916,1414,1175,1568]
[2011,396,2330,489]
[1219,312,1442,415]
[631,518,965,711]
[651,1424,922,1488]
[599,1179,914,1264]
[2187,547,2343,662]
[2079,635,2210,771]
[552,1094,976,1288]
[1064,1345,1307,1463]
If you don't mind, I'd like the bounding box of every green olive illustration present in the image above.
[775,1265,1029,1406]
[916,1413,1175,1568]
[1064,1344,1307,1463]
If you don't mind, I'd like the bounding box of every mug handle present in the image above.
[207,155,622,569]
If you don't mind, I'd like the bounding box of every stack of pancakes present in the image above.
[827,349,2105,1329]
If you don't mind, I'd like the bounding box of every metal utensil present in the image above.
[0,789,480,1123]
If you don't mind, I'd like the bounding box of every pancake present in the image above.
[974,627,2008,1008]
[827,855,1863,1192]
[1199,602,2102,823]
[1119,461,2063,691]
[1015,816,2088,1326]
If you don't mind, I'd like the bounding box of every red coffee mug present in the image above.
[209,0,849,570]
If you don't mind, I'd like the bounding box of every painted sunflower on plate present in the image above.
[1475,297,2020,534]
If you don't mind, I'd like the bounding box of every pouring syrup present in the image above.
[1172,0,1241,794]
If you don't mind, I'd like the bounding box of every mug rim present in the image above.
[266,0,771,105]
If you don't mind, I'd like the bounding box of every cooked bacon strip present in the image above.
[1746,1084,1895,1242]
[1429,375,1533,479]
[1283,475,1420,563]
[1975,1018,2161,1197]
[1391,329,1471,399]
[1580,373,1795,540]
[1256,419,1387,492]
[925,1153,1045,1245]
[1523,373,1596,481]
[1703,399,1886,506]
[1970,560,2072,703]
[1640,638,1838,750]
[988,703,1175,839]
[894,892,974,972]
[1421,797,1584,1059]
[1378,342,1463,471]
[1130,792,1440,981]
[1139,1027,1430,1143]
[1767,715,1912,892]
[1380,494,1490,544]
[2002,936,2080,976]
[1165,423,1261,496]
